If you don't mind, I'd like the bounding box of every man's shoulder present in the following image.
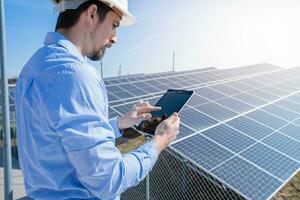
[21,44,99,79]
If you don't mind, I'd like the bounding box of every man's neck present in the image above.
[57,28,87,57]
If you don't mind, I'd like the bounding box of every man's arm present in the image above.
[44,67,159,199]
[57,116,158,199]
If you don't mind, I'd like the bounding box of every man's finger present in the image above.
[136,101,150,107]
[168,112,179,123]
[135,106,161,114]
[136,113,152,122]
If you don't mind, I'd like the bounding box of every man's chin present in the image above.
[88,50,105,61]
[88,55,103,61]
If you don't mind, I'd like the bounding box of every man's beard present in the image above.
[88,47,106,61]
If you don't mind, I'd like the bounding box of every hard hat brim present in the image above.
[119,10,136,26]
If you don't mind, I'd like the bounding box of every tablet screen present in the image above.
[136,89,193,135]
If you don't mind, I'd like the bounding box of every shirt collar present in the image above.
[44,32,87,62]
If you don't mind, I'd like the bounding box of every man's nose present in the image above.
[110,36,117,44]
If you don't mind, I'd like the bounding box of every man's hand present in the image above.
[117,101,161,130]
[138,114,168,133]
[153,112,180,153]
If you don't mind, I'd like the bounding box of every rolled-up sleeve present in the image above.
[45,66,158,199]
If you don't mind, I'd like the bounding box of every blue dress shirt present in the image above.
[14,32,158,200]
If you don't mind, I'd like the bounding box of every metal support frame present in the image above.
[0,0,13,199]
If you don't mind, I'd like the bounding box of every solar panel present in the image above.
[113,103,134,114]
[275,99,300,114]
[109,107,119,118]
[240,143,300,181]
[279,124,300,141]
[211,156,282,200]
[186,94,209,107]
[240,78,265,88]
[194,102,238,121]
[180,108,218,131]
[112,90,135,99]
[262,104,299,121]
[140,86,161,93]
[270,82,297,93]
[261,85,291,97]
[107,91,119,102]
[203,124,256,153]
[177,123,195,139]
[216,97,254,113]
[225,80,254,91]
[246,109,288,130]
[103,64,280,105]
[173,134,234,171]
[210,84,242,96]
[262,132,300,161]
[226,116,274,140]
[233,93,267,106]
[292,118,300,126]
[194,87,226,101]
[247,89,279,101]
[287,93,300,103]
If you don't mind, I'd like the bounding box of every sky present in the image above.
[4,0,300,78]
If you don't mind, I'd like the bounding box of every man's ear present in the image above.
[86,4,98,25]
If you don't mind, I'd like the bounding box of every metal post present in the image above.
[118,65,121,77]
[100,60,103,78]
[145,136,150,200]
[172,50,175,72]
[0,0,13,199]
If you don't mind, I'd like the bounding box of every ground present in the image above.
[272,172,300,200]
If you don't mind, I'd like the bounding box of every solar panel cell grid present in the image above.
[247,89,279,101]
[195,87,226,101]
[262,132,300,161]
[260,86,290,97]
[262,104,299,121]
[172,134,234,170]
[180,108,218,131]
[176,123,195,139]
[225,81,254,91]
[275,99,300,114]
[233,93,267,107]
[240,143,300,181]
[210,84,242,96]
[246,109,288,130]
[203,124,256,153]
[194,102,238,121]
[186,94,209,107]
[226,116,274,140]
[240,78,265,88]
[216,97,254,114]
[211,156,282,200]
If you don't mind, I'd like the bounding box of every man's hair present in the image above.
[53,0,112,31]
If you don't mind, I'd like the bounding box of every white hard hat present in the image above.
[53,0,136,26]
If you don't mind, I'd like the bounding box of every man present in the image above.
[14,0,180,199]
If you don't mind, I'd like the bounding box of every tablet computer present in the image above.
[135,89,194,135]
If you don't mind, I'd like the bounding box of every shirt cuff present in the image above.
[139,140,159,168]
[109,117,123,138]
